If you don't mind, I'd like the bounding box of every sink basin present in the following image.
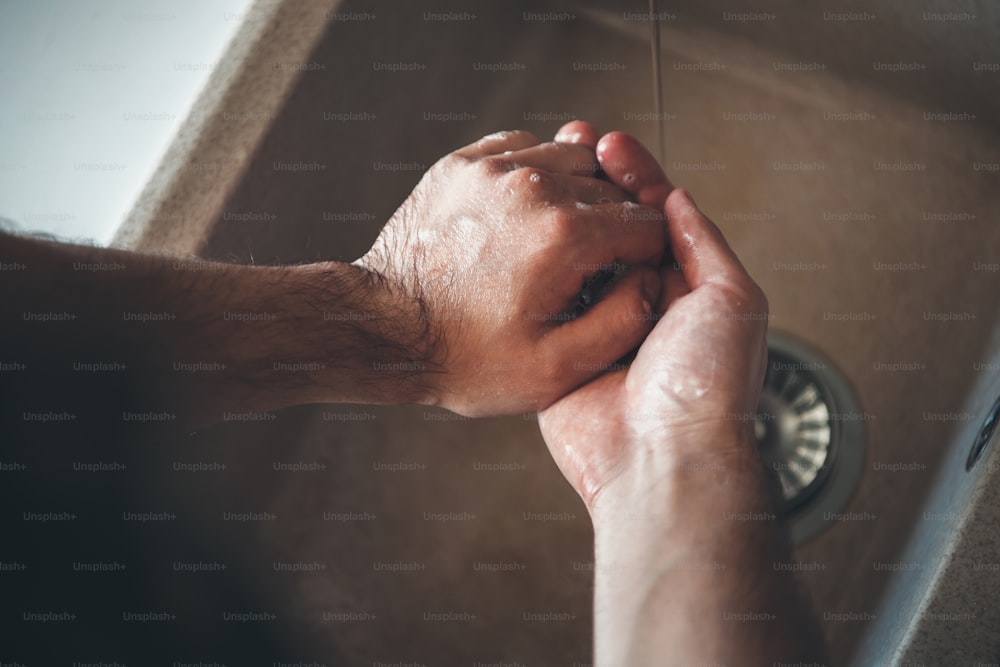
[10,0,998,664]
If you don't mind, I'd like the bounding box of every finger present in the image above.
[664,189,757,295]
[554,120,601,149]
[560,174,630,204]
[455,130,541,159]
[540,267,661,388]
[596,131,674,209]
[493,171,627,219]
[585,201,667,266]
[537,201,665,314]
[498,141,599,177]
[657,263,691,313]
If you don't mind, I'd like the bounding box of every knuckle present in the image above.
[476,129,540,150]
[545,207,576,237]
[715,278,768,318]
[587,180,625,204]
[478,130,510,143]
[477,129,514,145]
[618,284,652,332]
[732,272,768,313]
[478,155,511,176]
[508,129,541,145]
[508,165,548,191]
[437,153,466,173]
[750,283,770,316]
[516,165,546,182]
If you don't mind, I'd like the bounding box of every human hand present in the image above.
[355,129,667,417]
[537,125,770,512]
[540,124,828,667]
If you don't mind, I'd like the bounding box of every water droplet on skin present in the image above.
[529,172,542,183]
[503,150,514,156]
[622,172,638,186]
[575,202,591,210]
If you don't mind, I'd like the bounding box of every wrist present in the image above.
[309,260,441,406]
[589,428,771,538]
[221,260,440,409]
[588,430,812,666]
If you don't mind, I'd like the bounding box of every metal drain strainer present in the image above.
[756,332,867,544]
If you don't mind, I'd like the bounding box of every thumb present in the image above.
[539,267,661,400]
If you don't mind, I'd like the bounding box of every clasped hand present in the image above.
[356,121,769,513]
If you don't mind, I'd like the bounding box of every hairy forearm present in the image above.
[0,233,433,439]
[590,443,829,667]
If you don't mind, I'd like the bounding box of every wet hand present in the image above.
[355,130,667,416]
[538,125,770,512]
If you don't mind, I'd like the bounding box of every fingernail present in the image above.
[642,270,661,305]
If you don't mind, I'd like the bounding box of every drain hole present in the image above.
[756,349,836,513]
[755,332,867,544]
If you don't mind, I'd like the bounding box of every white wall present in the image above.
[0,0,253,244]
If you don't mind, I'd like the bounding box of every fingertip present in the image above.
[593,131,629,169]
[555,120,601,149]
[596,132,673,209]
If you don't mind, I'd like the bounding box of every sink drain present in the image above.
[756,332,867,544]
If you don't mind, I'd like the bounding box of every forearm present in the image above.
[1,233,433,439]
[590,442,829,666]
